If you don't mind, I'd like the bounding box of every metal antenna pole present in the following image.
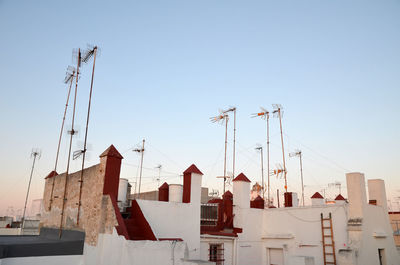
[290,150,305,206]
[299,151,304,206]
[54,72,74,172]
[210,112,229,193]
[49,68,75,211]
[77,46,98,226]
[278,109,287,191]
[233,108,236,178]
[138,139,145,196]
[223,116,229,193]
[22,150,40,231]
[251,108,270,204]
[255,147,264,200]
[60,48,81,238]
[266,113,270,206]
[273,105,287,192]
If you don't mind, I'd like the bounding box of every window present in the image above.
[378,249,386,265]
[209,243,224,265]
[201,203,219,226]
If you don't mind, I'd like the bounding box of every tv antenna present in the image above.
[22,149,41,231]
[76,45,99,225]
[155,164,162,188]
[289,149,305,206]
[252,107,270,205]
[271,164,285,179]
[60,48,82,238]
[222,107,237,178]
[255,145,265,200]
[272,104,287,192]
[209,189,219,197]
[48,66,76,211]
[133,139,145,198]
[328,181,342,195]
[210,112,229,193]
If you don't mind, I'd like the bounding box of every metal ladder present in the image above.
[321,212,337,265]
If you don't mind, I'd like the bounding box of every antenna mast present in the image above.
[251,107,270,205]
[22,149,41,232]
[155,164,162,188]
[211,112,229,193]
[133,139,145,198]
[76,45,98,226]
[272,104,287,192]
[222,107,237,178]
[289,149,305,206]
[59,48,81,238]
[49,66,76,211]
[255,146,264,200]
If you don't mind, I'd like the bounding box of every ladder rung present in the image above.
[326,262,335,264]
[324,235,332,237]
[326,253,334,255]
[324,244,333,246]
[322,218,331,220]
[322,226,331,229]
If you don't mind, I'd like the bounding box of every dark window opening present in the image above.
[209,243,224,265]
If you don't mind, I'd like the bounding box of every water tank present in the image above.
[118,178,129,205]
[169,184,183,203]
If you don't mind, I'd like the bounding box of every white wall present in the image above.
[200,236,234,265]
[84,229,213,265]
[262,205,348,265]
[137,199,201,259]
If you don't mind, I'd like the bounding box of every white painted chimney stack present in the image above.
[368,179,388,213]
[311,192,324,206]
[233,173,251,209]
[346,172,367,218]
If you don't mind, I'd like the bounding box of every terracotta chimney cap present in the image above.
[45,170,58,179]
[233,173,251,183]
[335,194,346,201]
[99,145,123,159]
[254,195,264,201]
[159,182,169,189]
[311,192,324,199]
[183,164,203,175]
[223,190,233,198]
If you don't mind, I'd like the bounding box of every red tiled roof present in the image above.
[183,164,203,175]
[311,192,324,199]
[233,173,251,183]
[45,170,58,179]
[99,145,123,159]
[335,194,346,201]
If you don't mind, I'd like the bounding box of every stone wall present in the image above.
[40,145,122,246]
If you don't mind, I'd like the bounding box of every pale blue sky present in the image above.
[1,0,399,214]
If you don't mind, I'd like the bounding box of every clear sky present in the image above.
[1,0,399,215]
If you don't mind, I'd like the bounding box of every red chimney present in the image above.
[100,145,123,200]
[158,182,169,202]
[182,164,203,203]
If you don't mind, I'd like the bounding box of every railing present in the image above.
[201,203,219,226]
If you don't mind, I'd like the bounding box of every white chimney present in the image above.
[346,172,367,218]
[169,184,183,202]
[368,179,388,213]
[233,173,251,209]
[311,192,324,206]
[334,194,346,205]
